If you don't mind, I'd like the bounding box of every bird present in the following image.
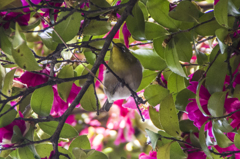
[102,42,142,111]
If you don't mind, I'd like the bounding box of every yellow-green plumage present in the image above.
[103,43,142,111]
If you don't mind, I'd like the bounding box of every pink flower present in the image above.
[122,23,131,48]
[0,112,26,147]
[51,83,81,118]
[187,151,206,159]
[224,98,240,129]
[15,68,50,87]
[95,64,104,88]
[139,150,157,159]
[123,94,150,119]
[106,100,135,145]
[79,127,109,151]
[186,81,213,136]
[0,12,30,29]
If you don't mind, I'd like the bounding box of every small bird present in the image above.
[103,42,142,111]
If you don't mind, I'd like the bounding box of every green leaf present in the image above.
[84,51,96,65]
[207,91,227,117]
[153,37,165,59]
[157,142,172,159]
[214,0,229,28]
[0,104,17,128]
[53,11,83,43]
[0,65,5,90]
[233,84,240,100]
[174,35,193,62]
[234,131,240,149]
[24,125,41,159]
[12,43,42,71]
[12,23,24,49]
[0,27,12,56]
[212,121,233,148]
[160,94,180,137]
[57,65,74,102]
[206,53,228,94]
[144,84,169,106]
[2,68,16,97]
[138,1,148,21]
[85,150,108,159]
[215,28,228,54]
[21,20,41,31]
[0,0,16,9]
[126,3,146,40]
[39,121,78,138]
[170,142,187,159]
[80,85,97,111]
[69,135,91,153]
[147,0,180,29]
[137,69,158,92]
[167,72,186,94]
[31,85,54,116]
[179,120,199,133]
[195,12,222,36]
[132,49,167,70]
[38,28,58,50]
[199,122,213,159]
[145,128,160,149]
[214,118,233,133]
[0,150,12,158]
[190,133,201,148]
[169,1,200,22]
[175,88,195,111]
[35,144,71,159]
[144,22,168,40]
[18,146,35,159]
[83,20,111,36]
[72,148,87,159]
[11,125,23,143]
[149,106,162,129]
[164,40,186,77]
[196,79,209,116]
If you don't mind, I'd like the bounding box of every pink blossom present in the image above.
[0,12,30,29]
[95,64,104,88]
[139,150,157,159]
[79,127,109,151]
[187,151,206,159]
[186,81,213,136]
[123,94,150,119]
[51,83,81,117]
[122,23,131,48]
[0,112,26,147]
[15,68,50,87]
[224,98,240,129]
[106,100,135,145]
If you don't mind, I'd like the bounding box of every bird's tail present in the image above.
[102,100,113,111]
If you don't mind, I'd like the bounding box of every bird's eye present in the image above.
[121,46,126,53]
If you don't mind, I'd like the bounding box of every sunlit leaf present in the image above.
[144,84,169,106]
[53,11,83,43]
[31,85,54,116]
[57,65,74,102]
[160,94,180,137]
